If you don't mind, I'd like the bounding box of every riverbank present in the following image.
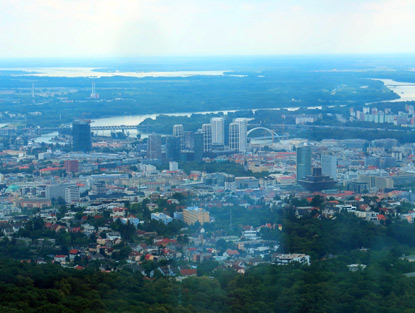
[371,78,415,103]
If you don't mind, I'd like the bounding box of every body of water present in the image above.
[35,106,321,141]
[0,67,246,78]
[372,79,415,102]
[91,106,322,127]
[33,131,59,144]
[90,106,323,137]
[91,110,237,137]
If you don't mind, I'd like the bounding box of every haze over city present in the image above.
[1,0,415,58]
[2,0,415,312]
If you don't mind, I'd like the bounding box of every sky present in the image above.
[0,0,415,58]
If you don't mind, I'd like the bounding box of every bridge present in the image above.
[91,125,138,131]
[247,127,281,143]
[4,122,412,137]
[17,124,154,133]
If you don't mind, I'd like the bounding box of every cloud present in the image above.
[0,0,414,58]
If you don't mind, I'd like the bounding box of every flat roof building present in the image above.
[151,212,173,225]
[183,207,210,225]
[72,120,91,152]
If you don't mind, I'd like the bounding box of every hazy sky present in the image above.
[1,0,415,58]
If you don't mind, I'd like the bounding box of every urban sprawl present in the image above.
[1,110,415,278]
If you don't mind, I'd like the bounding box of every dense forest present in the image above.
[2,249,415,313]
[0,66,402,127]
[3,210,415,312]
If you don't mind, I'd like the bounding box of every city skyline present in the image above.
[1,0,415,311]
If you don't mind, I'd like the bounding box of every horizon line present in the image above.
[0,52,414,61]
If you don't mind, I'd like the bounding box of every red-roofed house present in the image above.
[180,268,197,277]
[145,254,155,261]
[54,255,67,263]
[69,249,80,261]
[377,214,386,222]
[155,238,177,247]
[224,249,240,258]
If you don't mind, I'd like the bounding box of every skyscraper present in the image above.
[321,155,337,180]
[166,135,181,161]
[202,124,212,152]
[234,118,248,152]
[210,117,225,146]
[193,132,204,162]
[147,134,162,160]
[173,124,184,150]
[72,120,91,152]
[296,146,312,181]
[229,118,248,152]
[229,123,239,151]
[183,131,194,150]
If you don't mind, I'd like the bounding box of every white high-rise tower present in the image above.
[202,124,212,152]
[173,124,185,150]
[210,117,225,146]
[234,118,248,152]
[321,155,337,180]
[229,123,239,151]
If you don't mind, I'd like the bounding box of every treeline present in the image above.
[0,69,403,127]
[298,127,415,143]
[1,251,415,312]
[3,209,415,311]
[221,256,415,313]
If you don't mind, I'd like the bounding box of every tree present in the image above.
[311,195,325,208]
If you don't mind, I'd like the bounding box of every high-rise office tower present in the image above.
[234,118,248,152]
[321,155,337,180]
[210,117,225,146]
[183,131,194,150]
[173,124,184,150]
[147,134,162,160]
[193,132,204,162]
[296,146,312,181]
[165,135,181,161]
[229,123,239,151]
[72,120,91,152]
[202,124,212,152]
[229,118,248,152]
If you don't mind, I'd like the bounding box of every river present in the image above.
[32,78,415,142]
[35,106,325,142]
[89,106,323,137]
[371,79,415,102]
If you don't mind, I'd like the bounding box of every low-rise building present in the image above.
[151,212,173,225]
[183,207,210,225]
[273,253,310,265]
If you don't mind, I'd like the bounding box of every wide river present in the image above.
[372,79,415,102]
[90,106,324,137]
[90,78,415,131]
[34,106,323,143]
[35,78,415,142]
